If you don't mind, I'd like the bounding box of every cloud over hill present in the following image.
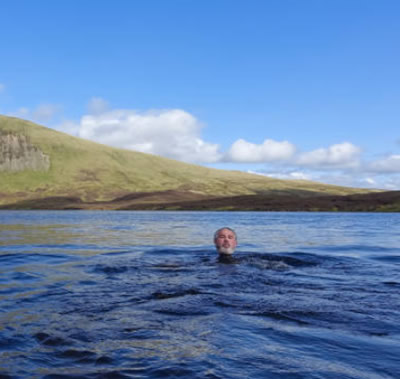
[4,95,400,190]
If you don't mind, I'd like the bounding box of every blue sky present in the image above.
[1,0,400,189]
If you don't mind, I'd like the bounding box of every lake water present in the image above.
[0,211,399,378]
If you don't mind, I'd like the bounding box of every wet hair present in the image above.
[214,227,237,242]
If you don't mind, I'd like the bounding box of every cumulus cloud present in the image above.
[296,142,361,168]
[43,98,399,189]
[73,108,369,173]
[225,139,296,163]
[87,97,110,115]
[63,105,296,165]
[368,154,400,173]
[77,108,221,163]
[249,170,311,181]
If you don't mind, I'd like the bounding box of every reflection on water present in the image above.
[0,211,400,378]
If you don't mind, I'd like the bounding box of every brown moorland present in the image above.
[2,189,399,212]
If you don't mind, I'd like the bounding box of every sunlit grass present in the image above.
[0,115,375,205]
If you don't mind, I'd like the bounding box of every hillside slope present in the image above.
[0,115,374,206]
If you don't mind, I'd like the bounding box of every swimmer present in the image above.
[214,227,237,255]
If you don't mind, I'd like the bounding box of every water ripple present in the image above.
[1,211,400,378]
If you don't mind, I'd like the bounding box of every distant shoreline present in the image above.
[1,190,399,212]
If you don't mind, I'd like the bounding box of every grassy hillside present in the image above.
[0,115,375,206]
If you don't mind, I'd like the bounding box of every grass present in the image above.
[0,114,377,205]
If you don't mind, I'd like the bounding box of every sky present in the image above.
[1,0,400,189]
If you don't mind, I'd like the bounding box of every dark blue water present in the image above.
[0,211,399,378]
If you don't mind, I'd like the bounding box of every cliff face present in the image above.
[0,132,50,172]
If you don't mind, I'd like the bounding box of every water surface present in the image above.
[0,211,399,378]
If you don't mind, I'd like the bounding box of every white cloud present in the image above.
[249,170,311,181]
[368,154,400,173]
[9,104,62,122]
[20,97,395,189]
[225,139,296,163]
[296,142,361,168]
[285,171,310,180]
[77,108,222,163]
[244,166,397,189]
[352,175,399,190]
[365,177,376,185]
[87,97,110,115]
[300,171,400,190]
[32,104,62,122]
[0,83,5,93]
[377,176,400,190]
[55,120,80,136]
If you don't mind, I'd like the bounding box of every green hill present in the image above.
[0,114,375,207]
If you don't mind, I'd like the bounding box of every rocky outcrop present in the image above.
[0,133,50,172]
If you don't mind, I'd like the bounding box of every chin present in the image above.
[217,247,235,255]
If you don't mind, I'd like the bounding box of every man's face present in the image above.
[214,228,237,255]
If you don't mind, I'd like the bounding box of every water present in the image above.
[0,211,399,379]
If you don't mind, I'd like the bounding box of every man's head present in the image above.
[214,227,237,255]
